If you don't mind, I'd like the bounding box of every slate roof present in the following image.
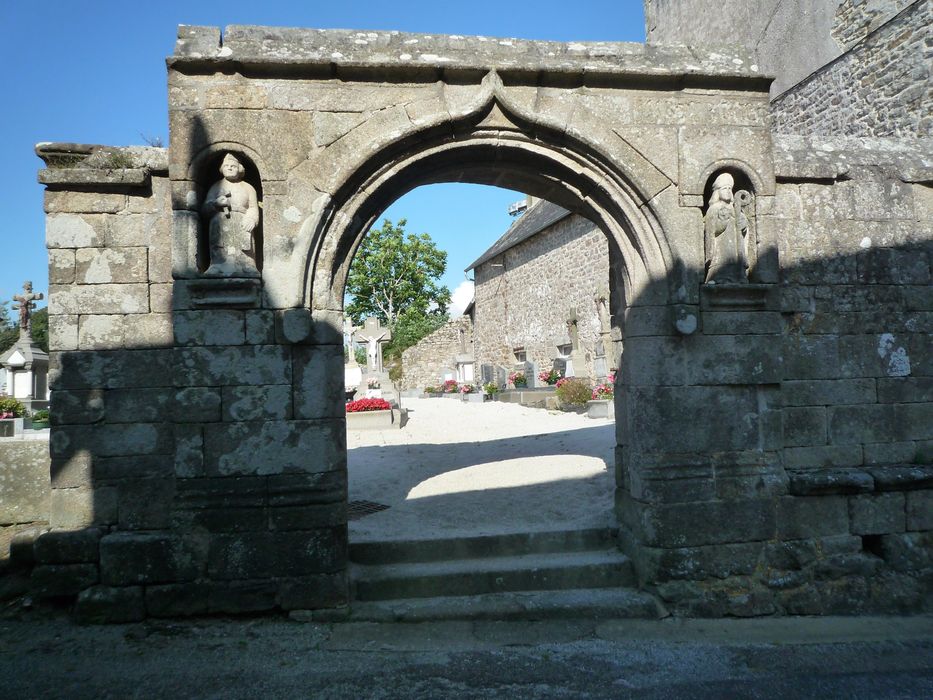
[465,200,571,271]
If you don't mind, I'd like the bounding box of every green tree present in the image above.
[345,219,452,329]
[30,308,49,353]
[0,302,16,354]
[385,306,448,359]
[0,304,48,354]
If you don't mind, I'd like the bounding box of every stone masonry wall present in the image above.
[33,143,348,620]
[401,317,472,391]
[473,214,609,379]
[624,135,933,616]
[772,1,931,138]
[832,0,916,48]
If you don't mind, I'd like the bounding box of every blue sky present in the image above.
[1,1,646,315]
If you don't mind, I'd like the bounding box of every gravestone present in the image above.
[481,363,495,385]
[522,360,538,388]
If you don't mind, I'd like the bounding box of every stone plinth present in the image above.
[346,409,407,430]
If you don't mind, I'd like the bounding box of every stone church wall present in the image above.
[772,0,931,138]
[400,316,472,391]
[473,214,609,379]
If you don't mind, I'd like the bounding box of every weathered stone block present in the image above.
[863,441,919,465]
[857,248,930,285]
[764,535,861,571]
[906,491,933,531]
[783,444,863,470]
[700,311,782,335]
[621,493,775,548]
[145,581,210,617]
[878,532,933,573]
[173,424,204,478]
[93,455,173,481]
[49,284,149,315]
[783,406,827,447]
[49,453,91,490]
[78,315,125,350]
[170,388,219,423]
[44,190,127,214]
[222,384,292,421]
[877,377,933,404]
[208,579,279,614]
[782,379,876,407]
[867,465,933,491]
[75,247,148,284]
[31,563,99,598]
[50,487,117,529]
[278,308,312,343]
[49,249,76,284]
[277,573,348,610]
[74,585,145,624]
[266,472,347,507]
[99,532,205,585]
[293,346,345,420]
[0,442,51,526]
[786,468,873,496]
[203,420,344,476]
[776,496,849,539]
[175,476,269,510]
[630,385,762,454]
[49,314,78,351]
[33,528,102,564]
[849,493,906,535]
[174,310,246,346]
[635,540,765,582]
[207,529,345,580]
[829,404,898,445]
[268,502,347,530]
[175,345,291,387]
[128,313,174,349]
[46,213,103,248]
[245,310,275,344]
[117,478,176,529]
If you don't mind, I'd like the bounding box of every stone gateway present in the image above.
[24,11,933,621]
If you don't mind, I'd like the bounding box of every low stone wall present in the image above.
[401,317,472,391]
[0,439,51,563]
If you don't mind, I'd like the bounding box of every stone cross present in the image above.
[343,317,360,367]
[358,316,391,374]
[565,306,580,352]
[12,281,43,336]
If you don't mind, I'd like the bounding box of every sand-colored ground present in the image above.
[347,397,616,542]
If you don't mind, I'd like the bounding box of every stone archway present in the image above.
[35,27,808,619]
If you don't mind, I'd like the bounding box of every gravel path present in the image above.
[348,398,616,542]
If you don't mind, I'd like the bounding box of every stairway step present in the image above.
[350,527,616,565]
[319,587,665,623]
[352,549,635,601]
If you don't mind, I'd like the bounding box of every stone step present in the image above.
[352,549,635,601]
[304,587,665,623]
[350,527,616,565]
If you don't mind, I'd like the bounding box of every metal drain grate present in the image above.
[348,500,390,520]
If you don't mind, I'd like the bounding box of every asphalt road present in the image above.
[2,613,931,699]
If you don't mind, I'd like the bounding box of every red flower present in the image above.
[346,398,392,413]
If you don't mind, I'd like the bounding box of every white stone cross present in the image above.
[357,316,391,374]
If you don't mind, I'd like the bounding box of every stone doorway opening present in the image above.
[304,102,673,613]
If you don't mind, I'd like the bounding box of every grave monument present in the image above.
[1,282,49,414]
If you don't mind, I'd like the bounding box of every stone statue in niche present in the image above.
[704,172,752,284]
[201,153,260,276]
